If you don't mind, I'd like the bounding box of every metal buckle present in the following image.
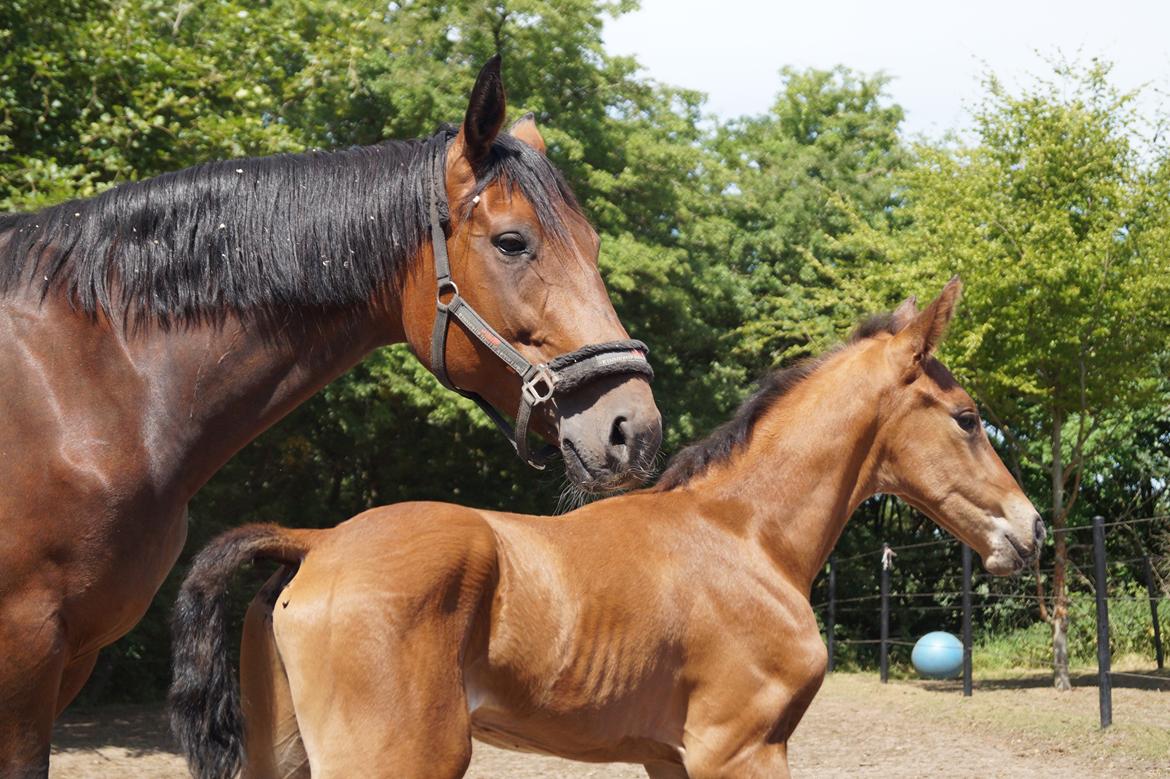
[436,279,459,310]
[522,364,557,405]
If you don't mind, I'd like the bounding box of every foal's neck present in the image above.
[698,348,885,593]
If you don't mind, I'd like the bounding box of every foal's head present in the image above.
[861,278,1044,574]
[399,58,661,491]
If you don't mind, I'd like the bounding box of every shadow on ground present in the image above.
[54,704,179,758]
[910,667,1170,692]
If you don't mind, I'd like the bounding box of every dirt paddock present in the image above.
[51,670,1169,778]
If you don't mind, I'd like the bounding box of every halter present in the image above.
[427,139,654,469]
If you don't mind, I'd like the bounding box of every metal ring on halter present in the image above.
[436,279,459,310]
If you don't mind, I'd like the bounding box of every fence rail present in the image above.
[818,514,1168,728]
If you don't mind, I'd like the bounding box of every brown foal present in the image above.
[0,57,660,776]
[172,278,1044,779]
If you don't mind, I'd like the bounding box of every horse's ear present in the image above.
[893,276,962,364]
[889,295,919,332]
[458,55,506,170]
[509,112,547,154]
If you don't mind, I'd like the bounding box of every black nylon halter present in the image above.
[427,138,653,469]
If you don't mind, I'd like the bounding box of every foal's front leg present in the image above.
[679,660,822,779]
[684,743,791,779]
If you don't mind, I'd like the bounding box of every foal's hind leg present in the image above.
[271,511,497,779]
[240,569,308,779]
[283,624,475,779]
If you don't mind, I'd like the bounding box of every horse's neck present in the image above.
[123,304,399,501]
[699,353,884,593]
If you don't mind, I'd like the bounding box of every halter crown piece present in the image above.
[427,138,654,469]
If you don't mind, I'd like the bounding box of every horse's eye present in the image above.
[955,412,980,433]
[494,232,528,256]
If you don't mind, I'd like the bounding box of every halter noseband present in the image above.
[427,139,653,469]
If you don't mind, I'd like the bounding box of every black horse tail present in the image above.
[169,523,313,779]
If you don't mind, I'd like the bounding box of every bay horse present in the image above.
[0,57,660,776]
[172,277,1044,779]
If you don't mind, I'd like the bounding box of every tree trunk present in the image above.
[1050,408,1072,691]
[1052,518,1072,691]
[1052,602,1071,691]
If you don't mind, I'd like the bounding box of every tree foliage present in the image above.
[714,66,907,369]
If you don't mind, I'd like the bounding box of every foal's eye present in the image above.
[494,232,528,256]
[955,412,980,433]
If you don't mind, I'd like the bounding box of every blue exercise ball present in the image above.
[911,631,963,679]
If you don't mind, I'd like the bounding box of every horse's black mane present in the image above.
[654,313,901,491]
[0,126,578,325]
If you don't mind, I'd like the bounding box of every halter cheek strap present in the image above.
[427,138,653,469]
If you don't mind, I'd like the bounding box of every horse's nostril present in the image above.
[609,416,630,448]
[1033,516,1046,546]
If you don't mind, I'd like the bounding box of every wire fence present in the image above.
[813,515,1169,728]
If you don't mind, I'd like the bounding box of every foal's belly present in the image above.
[468,701,682,766]
[464,671,685,766]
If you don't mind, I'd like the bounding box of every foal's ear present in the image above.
[509,112,547,154]
[889,295,919,332]
[893,276,962,364]
[459,55,506,169]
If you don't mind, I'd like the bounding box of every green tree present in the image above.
[712,66,908,371]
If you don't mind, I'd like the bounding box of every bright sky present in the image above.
[604,0,1170,138]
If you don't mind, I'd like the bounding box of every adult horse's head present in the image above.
[863,277,1044,574]
[399,57,661,491]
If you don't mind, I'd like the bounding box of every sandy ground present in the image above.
[50,670,1170,778]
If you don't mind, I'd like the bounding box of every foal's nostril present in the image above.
[609,415,630,448]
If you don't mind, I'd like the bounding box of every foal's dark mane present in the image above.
[654,312,901,491]
[0,127,578,325]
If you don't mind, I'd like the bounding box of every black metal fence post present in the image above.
[1145,555,1164,670]
[880,544,890,684]
[827,553,836,673]
[1092,515,1112,728]
[962,544,973,697]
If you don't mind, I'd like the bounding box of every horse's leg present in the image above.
[280,617,474,779]
[685,743,790,779]
[240,569,308,779]
[644,762,689,778]
[737,744,791,779]
[272,513,497,779]
[54,650,99,717]
[0,591,68,778]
